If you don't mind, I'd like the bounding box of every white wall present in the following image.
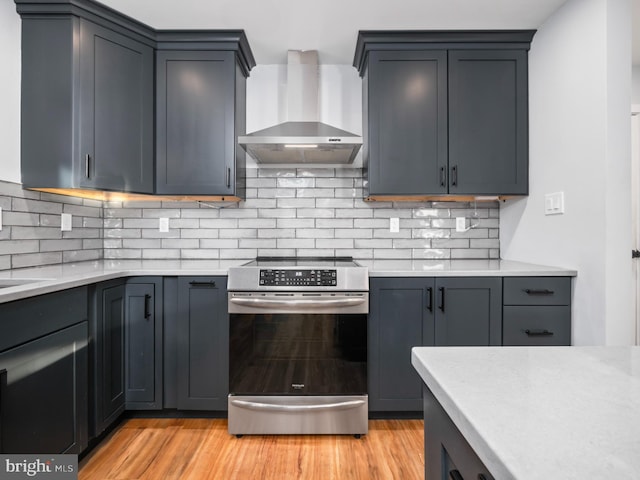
[633,66,640,104]
[501,0,633,345]
[0,1,21,183]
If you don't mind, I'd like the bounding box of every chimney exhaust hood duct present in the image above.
[238,51,362,164]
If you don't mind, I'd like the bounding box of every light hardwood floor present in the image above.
[79,418,424,480]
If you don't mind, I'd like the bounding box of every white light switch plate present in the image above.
[389,217,400,233]
[544,192,565,215]
[159,217,170,232]
[61,213,72,231]
[456,217,466,232]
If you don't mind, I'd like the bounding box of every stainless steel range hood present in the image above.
[238,51,362,165]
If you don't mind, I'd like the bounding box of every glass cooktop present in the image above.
[241,256,361,268]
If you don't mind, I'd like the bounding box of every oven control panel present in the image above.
[259,269,337,287]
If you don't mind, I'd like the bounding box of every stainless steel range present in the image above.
[227,257,368,436]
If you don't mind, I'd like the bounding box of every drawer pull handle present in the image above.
[189,281,217,288]
[523,288,554,295]
[438,287,445,312]
[525,329,554,337]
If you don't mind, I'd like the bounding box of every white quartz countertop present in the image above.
[0,259,576,304]
[0,259,246,304]
[411,346,640,480]
[362,259,576,276]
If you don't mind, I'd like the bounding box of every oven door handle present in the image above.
[230,398,366,412]
[229,296,366,309]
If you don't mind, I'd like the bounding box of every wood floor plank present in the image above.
[80,419,424,480]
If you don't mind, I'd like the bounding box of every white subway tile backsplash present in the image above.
[200,239,238,249]
[0,240,40,255]
[12,252,62,268]
[40,239,83,252]
[0,170,500,270]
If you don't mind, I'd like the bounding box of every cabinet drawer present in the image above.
[503,306,570,346]
[503,277,570,305]
[0,287,88,352]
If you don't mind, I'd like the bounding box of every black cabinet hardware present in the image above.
[451,165,458,186]
[522,288,554,295]
[438,287,445,311]
[84,154,91,179]
[439,167,446,187]
[633,250,640,259]
[189,281,217,288]
[450,470,464,480]
[426,287,433,312]
[144,294,151,319]
[226,167,231,188]
[525,329,554,337]
[478,475,488,480]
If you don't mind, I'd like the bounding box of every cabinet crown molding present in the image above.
[353,30,536,75]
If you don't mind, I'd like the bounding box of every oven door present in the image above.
[228,292,368,396]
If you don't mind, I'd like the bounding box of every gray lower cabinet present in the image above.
[435,277,502,347]
[368,277,501,413]
[0,288,88,454]
[502,277,571,346]
[176,277,229,410]
[354,31,534,198]
[423,385,494,480]
[125,278,163,409]
[17,9,154,193]
[90,280,126,437]
[156,50,247,198]
[369,278,435,412]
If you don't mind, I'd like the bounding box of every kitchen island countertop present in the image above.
[411,346,640,480]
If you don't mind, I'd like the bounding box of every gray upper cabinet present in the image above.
[366,50,448,196]
[448,50,528,195]
[16,3,155,194]
[354,31,535,199]
[79,20,154,193]
[15,1,254,198]
[155,41,252,198]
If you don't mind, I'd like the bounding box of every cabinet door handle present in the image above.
[451,165,458,187]
[438,287,445,312]
[449,470,464,480]
[189,281,217,288]
[525,329,554,337]
[426,287,433,312]
[85,154,91,179]
[523,288,554,295]
[144,294,151,319]
[439,166,446,187]
[226,167,231,188]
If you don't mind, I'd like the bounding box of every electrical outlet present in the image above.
[389,217,400,233]
[61,213,72,231]
[456,217,466,232]
[159,217,170,233]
